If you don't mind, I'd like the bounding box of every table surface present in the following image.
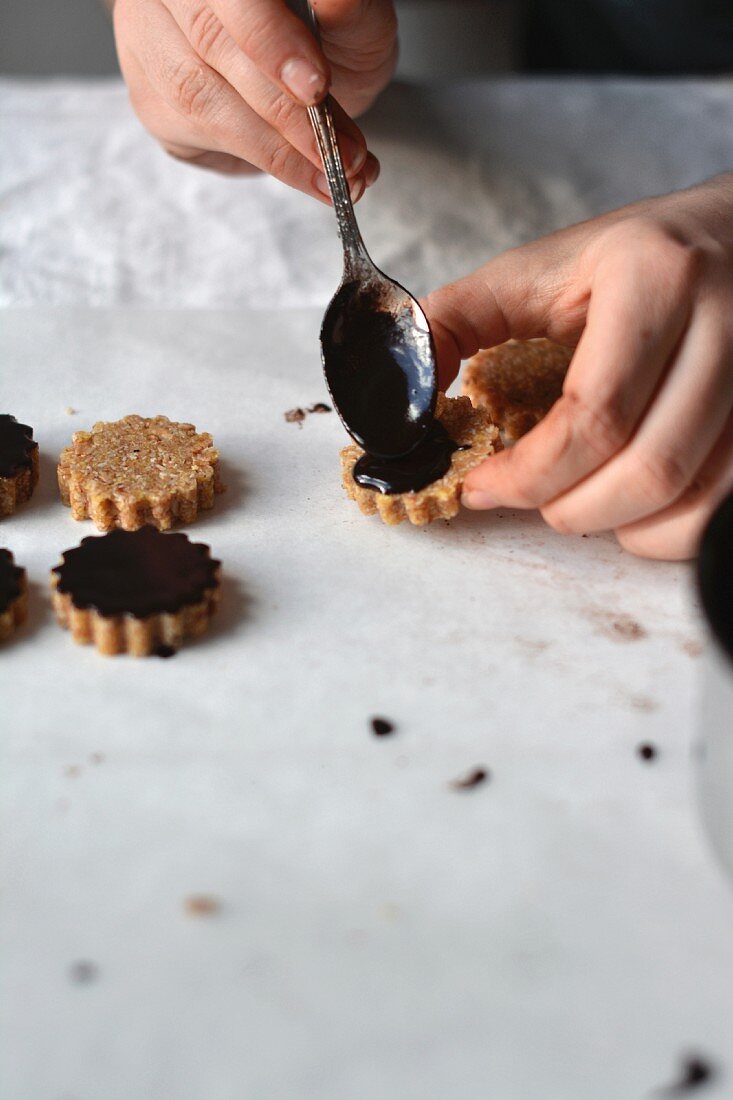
[2,76,733,1100]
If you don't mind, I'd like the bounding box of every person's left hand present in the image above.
[422,173,733,560]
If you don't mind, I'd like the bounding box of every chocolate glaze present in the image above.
[154,644,177,659]
[69,960,98,984]
[322,285,436,459]
[354,420,466,495]
[659,1056,715,1094]
[0,549,24,613]
[53,526,219,619]
[0,415,37,478]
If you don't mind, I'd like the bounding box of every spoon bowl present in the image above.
[320,269,437,458]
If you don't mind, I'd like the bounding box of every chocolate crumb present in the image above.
[590,609,648,642]
[154,645,176,659]
[69,960,97,984]
[65,406,77,416]
[308,402,332,414]
[611,616,646,641]
[655,1054,716,1094]
[451,767,489,790]
[371,717,395,737]
[284,408,306,425]
[184,894,220,917]
[637,742,658,762]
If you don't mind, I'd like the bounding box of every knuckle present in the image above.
[261,137,298,181]
[634,448,689,507]
[563,389,629,460]
[661,235,705,292]
[267,92,299,134]
[600,217,705,284]
[504,464,547,508]
[168,57,219,122]
[187,5,227,60]
[236,12,275,62]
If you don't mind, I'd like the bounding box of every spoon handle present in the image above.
[307,98,370,275]
[290,0,372,277]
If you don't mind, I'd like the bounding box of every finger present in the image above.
[165,144,260,173]
[134,0,336,196]
[164,0,372,177]
[316,0,398,113]
[422,229,589,390]
[541,300,733,533]
[315,150,379,200]
[208,0,330,104]
[460,225,697,510]
[615,412,733,560]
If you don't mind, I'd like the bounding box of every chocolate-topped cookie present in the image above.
[50,526,221,656]
[0,415,39,516]
[0,549,28,640]
[340,394,501,526]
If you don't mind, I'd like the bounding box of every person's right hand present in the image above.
[112,0,396,197]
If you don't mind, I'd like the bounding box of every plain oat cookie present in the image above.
[462,339,573,441]
[58,415,224,531]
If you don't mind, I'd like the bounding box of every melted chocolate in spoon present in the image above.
[322,289,436,461]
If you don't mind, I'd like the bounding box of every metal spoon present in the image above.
[295,2,438,459]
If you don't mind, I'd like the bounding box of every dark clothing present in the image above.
[526,0,733,73]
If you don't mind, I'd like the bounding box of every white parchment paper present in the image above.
[1,309,731,1100]
[2,77,733,308]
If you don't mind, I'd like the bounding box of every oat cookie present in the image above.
[462,339,572,441]
[0,549,28,640]
[58,415,224,531]
[51,526,221,656]
[0,415,39,516]
[340,394,501,526]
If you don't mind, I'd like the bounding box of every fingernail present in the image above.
[314,172,330,198]
[364,156,380,186]
[338,135,367,176]
[281,58,326,105]
[314,172,365,202]
[462,489,500,510]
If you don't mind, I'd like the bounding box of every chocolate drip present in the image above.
[53,526,219,619]
[0,415,37,478]
[0,549,24,613]
[354,420,465,495]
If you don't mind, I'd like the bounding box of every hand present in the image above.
[423,174,733,560]
[112,0,397,197]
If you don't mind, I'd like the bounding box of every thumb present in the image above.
[422,233,586,392]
